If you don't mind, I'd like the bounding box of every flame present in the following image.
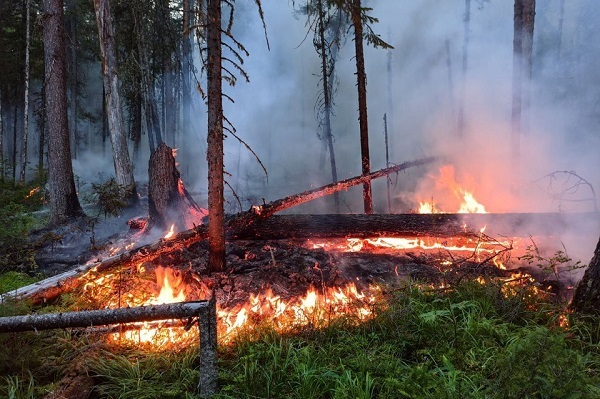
[25,187,41,199]
[418,165,487,214]
[164,224,176,239]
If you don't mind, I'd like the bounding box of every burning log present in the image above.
[4,156,437,302]
[0,300,218,395]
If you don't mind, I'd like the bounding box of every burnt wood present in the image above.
[233,213,600,240]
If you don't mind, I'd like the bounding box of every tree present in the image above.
[328,0,390,214]
[93,0,138,207]
[570,237,600,315]
[19,0,31,182]
[511,0,536,186]
[300,0,348,213]
[206,0,225,272]
[43,0,85,225]
[457,0,471,137]
[204,0,268,273]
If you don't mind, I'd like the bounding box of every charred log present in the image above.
[6,157,437,302]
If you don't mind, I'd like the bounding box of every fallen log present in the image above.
[233,212,600,240]
[3,156,437,302]
[0,300,211,333]
[0,300,218,396]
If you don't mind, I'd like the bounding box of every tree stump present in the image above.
[148,142,186,232]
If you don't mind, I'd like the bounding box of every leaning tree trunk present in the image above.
[351,0,373,214]
[93,0,139,207]
[206,0,225,273]
[43,0,84,225]
[570,237,600,315]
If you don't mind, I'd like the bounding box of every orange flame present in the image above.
[164,224,175,239]
[418,165,487,214]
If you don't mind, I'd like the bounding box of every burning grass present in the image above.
[1,277,600,398]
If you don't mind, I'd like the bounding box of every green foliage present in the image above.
[91,178,130,217]
[0,271,39,294]
[520,240,586,281]
[0,176,46,273]
[2,282,600,398]
[0,373,36,399]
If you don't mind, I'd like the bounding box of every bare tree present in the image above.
[93,0,139,206]
[457,0,471,137]
[42,0,84,225]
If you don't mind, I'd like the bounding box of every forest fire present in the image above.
[418,165,487,214]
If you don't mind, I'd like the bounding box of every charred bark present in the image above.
[570,237,600,315]
[148,142,185,231]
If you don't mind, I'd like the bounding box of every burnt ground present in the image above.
[25,208,576,309]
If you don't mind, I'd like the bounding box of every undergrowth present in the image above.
[1,281,599,398]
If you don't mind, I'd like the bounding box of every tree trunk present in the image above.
[12,94,18,182]
[457,0,470,137]
[148,142,185,231]
[65,0,78,160]
[206,0,225,272]
[570,237,600,315]
[351,0,373,214]
[43,0,84,225]
[93,0,139,207]
[511,0,535,188]
[0,87,4,181]
[182,0,192,146]
[37,82,45,171]
[317,0,340,213]
[19,0,31,182]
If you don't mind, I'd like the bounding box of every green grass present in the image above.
[1,281,600,398]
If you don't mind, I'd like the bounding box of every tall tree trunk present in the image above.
[206,0,225,272]
[130,83,142,168]
[457,0,470,137]
[12,93,18,182]
[37,83,45,171]
[351,0,373,214]
[42,0,84,225]
[65,0,78,160]
[0,87,3,181]
[570,237,600,315]
[182,0,192,147]
[511,0,535,188]
[317,0,340,213]
[93,0,138,206]
[20,0,31,182]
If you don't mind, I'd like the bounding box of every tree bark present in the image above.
[570,237,600,315]
[19,0,31,182]
[43,0,84,225]
[0,87,4,180]
[351,0,373,214]
[93,0,139,207]
[148,142,185,231]
[182,0,193,146]
[206,0,225,272]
